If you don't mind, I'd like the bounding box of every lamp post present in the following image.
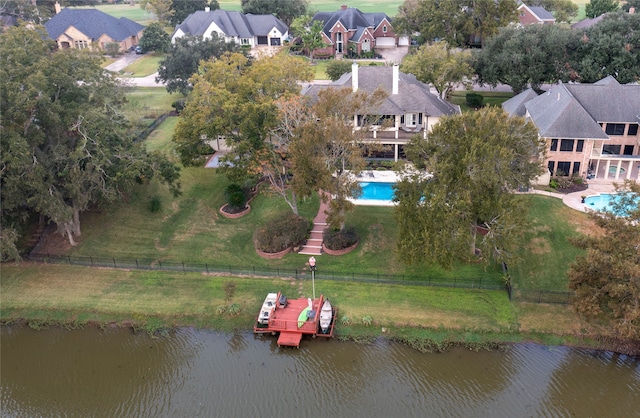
[309,256,316,301]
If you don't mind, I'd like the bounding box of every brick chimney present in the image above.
[352,62,358,92]
[341,4,348,10]
[54,1,61,14]
[392,64,399,95]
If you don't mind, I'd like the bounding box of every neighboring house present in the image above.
[517,3,556,25]
[45,4,143,52]
[302,63,461,161]
[571,13,607,29]
[502,76,640,181]
[310,5,405,58]
[171,8,288,48]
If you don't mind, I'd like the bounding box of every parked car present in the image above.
[134,46,144,54]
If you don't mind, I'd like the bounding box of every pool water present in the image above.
[584,193,639,216]
[358,182,395,201]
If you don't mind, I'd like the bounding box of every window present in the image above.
[624,145,634,155]
[383,25,387,33]
[629,123,639,136]
[405,113,416,127]
[576,140,584,152]
[547,161,555,174]
[603,145,621,155]
[572,162,581,175]
[605,123,625,135]
[550,139,558,151]
[74,40,88,49]
[241,38,250,45]
[560,139,574,151]
[556,162,571,176]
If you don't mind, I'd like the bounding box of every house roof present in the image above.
[519,4,555,21]
[45,8,144,42]
[571,13,607,29]
[302,65,461,117]
[503,77,640,139]
[173,9,287,38]
[311,7,390,39]
[502,88,539,117]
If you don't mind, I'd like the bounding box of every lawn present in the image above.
[121,54,164,77]
[448,90,514,112]
[73,4,155,25]
[218,0,404,16]
[122,87,176,129]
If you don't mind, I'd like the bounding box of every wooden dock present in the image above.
[253,293,336,348]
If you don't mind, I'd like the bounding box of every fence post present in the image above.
[136,260,139,269]
[206,263,209,273]
[182,262,185,272]
[90,256,93,266]
[68,255,71,265]
[113,258,116,268]
[159,260,162,269]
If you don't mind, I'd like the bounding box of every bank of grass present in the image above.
[121,54,164,77]
[74,4,155,25]
[122,87,175,130]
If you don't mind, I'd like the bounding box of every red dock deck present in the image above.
[254,293,336,348]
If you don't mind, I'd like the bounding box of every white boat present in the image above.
[258,293,278,325]
[319,298,332,333]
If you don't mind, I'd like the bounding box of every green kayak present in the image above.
[297,307,310,328]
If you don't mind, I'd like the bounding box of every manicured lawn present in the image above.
[448,90,514,112]
[121,54,164,77]
[509,195,589,291]
[218,0,404,15]
[122,87,176,124]
[74,4,155,25]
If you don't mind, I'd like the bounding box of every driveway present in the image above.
[377,46,409,64]
[105,52,143,72]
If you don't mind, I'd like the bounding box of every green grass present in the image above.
[448,91,514,112]
[509,195,588,291]
[122,87,176,126]
[121,54,164,77]
[218,0,404,16]
[74,4,156,25]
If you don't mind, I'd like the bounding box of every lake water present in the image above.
[1,326,639,417]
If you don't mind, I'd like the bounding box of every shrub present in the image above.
[323,226,358,250]
[149,195,161,212]
[466,93,484,108]
[549,178,559,189]
[255,213,311,253]
[224,183,248,211]
[326,60,352,81]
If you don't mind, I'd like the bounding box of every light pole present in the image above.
[309,256,316,301]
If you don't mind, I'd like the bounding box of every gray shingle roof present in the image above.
[45,8,143,42]
[311,8,390,39]
[528,6,555,21]
[519,78,640,140]
[174,10,287,38]
[302,65,460,117]
[502,88,539,117]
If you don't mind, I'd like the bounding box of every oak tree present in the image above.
[139,21,171,53]
[395,108,546,268]
[585,0,619,18]
[241,0,308,26]
[169,0,220,26]
[568,181,640,340]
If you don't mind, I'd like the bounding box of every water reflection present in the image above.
[1,326,638,418]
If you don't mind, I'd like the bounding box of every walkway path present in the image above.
[298,192,330,256]
[519,180,617,211]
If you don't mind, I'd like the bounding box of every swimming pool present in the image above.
[584,193,639,216]
[359,182,395,201]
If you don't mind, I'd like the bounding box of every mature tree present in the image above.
[156,34,241,95]
[289,88,387,230]
[473,24,582,93]
[241,0,308,26]
[622,0,640,12]
[140,0,174,23]
[325,60,352,81]
[290,16,325,63]
[0,25,180,254]
[527,0,578,23]
[395,108,546,268]
[401,42,473,99]
[393,0,517,47]
[568,181,640,340]
[585,0,619,18]
[575,13,640,84]
[169,0,219,26]
[139,22,171,53]
[173,52,313,212]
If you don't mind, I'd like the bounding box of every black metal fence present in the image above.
[29,253,505,291]
[511,288,574,304]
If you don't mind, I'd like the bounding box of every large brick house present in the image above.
[502,76,640,181]
[45,3,143,52]
[517,3,556,25]
[310,5,406,58]
[302,63,460,161]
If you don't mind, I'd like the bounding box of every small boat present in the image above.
[298,307,310,328]
[319,298,332,333]
[258,293,278,325]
